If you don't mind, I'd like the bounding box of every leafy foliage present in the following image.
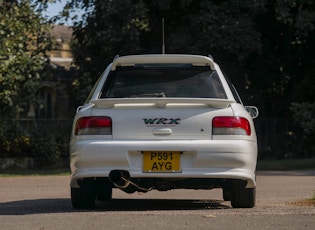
[59,0,315,158]
[290,102,315,157]
[0,119,71,167]
[251,0,315,157]
[0,0,51,118]
[64,0,266,104]
[1,0,314,162]
[69,0,149,103]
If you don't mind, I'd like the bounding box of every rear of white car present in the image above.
[70,54,258,209]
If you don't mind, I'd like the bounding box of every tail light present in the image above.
[75,117,112,135]
[212,116,251,136]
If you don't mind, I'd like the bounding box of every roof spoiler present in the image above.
[90,98,234,109]
[110,54,216,71]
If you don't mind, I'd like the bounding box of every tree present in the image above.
[0,0,51,119]
[65,0,263,104]
[250,0,315,157]
[66,0,148,103]
[143,0,265,104]
[64,0,315,158]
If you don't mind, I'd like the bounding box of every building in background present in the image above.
[48,25,74,69]
[34,25,76,119]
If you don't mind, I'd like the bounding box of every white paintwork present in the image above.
[111,54,216,71]
[70,54,258,191]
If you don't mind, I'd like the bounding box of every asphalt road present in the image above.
[0,171,314,230]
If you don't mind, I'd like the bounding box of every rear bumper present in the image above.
[70,139,257,188]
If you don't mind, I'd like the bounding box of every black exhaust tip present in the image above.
[109,170,130,187]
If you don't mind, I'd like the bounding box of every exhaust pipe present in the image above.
[109,170,152,193]
[109,170,131,189]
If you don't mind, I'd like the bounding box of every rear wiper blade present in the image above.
[129,93,166,98]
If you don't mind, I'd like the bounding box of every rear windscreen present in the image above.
[101,64,227,99]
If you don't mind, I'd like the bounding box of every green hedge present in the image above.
[0,120,72,168]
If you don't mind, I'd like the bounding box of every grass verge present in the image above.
[0,168,70,177]
[257,158,315,171]
[291,199,315,207]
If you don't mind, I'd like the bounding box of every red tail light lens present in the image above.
[75,117,112,135]
[212,116,251,136]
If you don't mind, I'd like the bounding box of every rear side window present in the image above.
[85,75,102,104]
[225,77,243,104]
[101,64,227,99]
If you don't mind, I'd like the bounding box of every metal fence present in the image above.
[0,118,308,161]
[0,119,73,143]
[0,119,73,161]
[254,117,310,159]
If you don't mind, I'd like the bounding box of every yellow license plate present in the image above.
[142,151,181,172]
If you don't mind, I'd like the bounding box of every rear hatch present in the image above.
[91,99,234,140]
[91,57,234,140]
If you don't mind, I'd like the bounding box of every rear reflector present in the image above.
[75,117,112,135]
[212,116,251,135]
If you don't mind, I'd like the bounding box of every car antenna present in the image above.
[162,18,165,54]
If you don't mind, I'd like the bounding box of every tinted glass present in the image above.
[101,65,227,99]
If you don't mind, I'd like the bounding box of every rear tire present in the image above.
[223,181,232,201]
[71,178,96,209]
[231,180,256,208]
[95,178,113,201]
[223,187,231,201]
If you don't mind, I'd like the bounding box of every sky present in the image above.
[44,0,65,19]
[44,0,83,25]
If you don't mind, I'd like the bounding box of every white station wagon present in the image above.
[70,54,259,209]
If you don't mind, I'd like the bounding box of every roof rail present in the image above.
[114,55,119,60]
[208,54,213,60]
